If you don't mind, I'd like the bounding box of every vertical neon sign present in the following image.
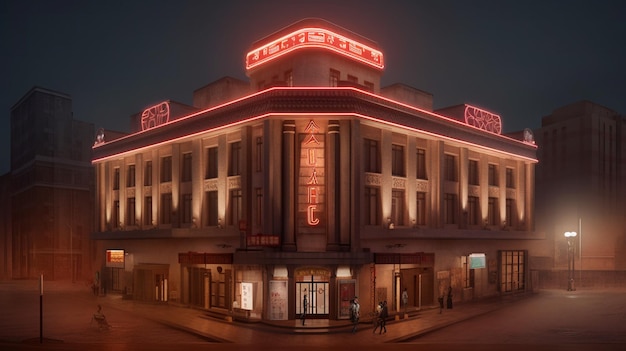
[299,120,324,228]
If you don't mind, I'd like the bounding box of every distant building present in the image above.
[92,18,539,321]
[535,101,626,284]
[9,87,95,280]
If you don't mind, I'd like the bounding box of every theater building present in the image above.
[92,18,539,321]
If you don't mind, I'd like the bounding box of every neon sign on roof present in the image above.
[141,101,170,131]
[246,27,384,71]
[464,105,502,134]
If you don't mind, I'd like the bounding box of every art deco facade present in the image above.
[92,19,539,321]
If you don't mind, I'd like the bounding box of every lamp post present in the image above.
[564,231,577,291]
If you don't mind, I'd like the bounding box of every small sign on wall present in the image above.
[241,282,253,310]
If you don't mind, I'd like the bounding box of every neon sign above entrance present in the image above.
[246,27,384,71]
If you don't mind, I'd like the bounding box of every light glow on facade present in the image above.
[246,27,384,71]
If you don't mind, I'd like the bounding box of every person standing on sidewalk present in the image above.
[301,295,308,326]
[350,296,360,333]
[378,301,388,334]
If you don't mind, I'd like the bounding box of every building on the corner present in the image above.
[535,100,626,285]
[9,86,95,280]
[91,18,539,321]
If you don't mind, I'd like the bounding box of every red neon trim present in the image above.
[246,27,384,71]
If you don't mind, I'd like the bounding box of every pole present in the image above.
[578,217,582,287]
[39,274,43,343]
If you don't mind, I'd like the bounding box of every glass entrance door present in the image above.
[296,280,329,317]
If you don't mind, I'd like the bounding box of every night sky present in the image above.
[2,0,625,174]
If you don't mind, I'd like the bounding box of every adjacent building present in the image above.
[91,18,540,321]
[9,87,95,281]
[535,100,626,285]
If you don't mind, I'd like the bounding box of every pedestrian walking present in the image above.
[378,301,388,334]
[401,287,408,311]
[447,286,453,309]
[350,296,360,333]
[300,295,308,326]
[373,301,383,333]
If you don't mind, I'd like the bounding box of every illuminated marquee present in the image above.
[106,249,124,268]
[464,105,502,134]
[299,120,325,228]
[141,101,170,131]
[246,27,384,71]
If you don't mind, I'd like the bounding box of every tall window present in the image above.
[112,200,120,228]
[506,168,514,188]
[416,192,426,226]
[487,197,499,225]
[444,193,457,224]
[468,196,479,225]
[505,199,515,227]
[416,148,427,180]
[444,155,457,181]
[161,193,172,224]
[255,137,263,172]
[391,144,405,177]
[144,196,153,226]
[205,191,218,226]
[206,147,218,179]
[144,161,152,186]
[364,139,380,173]
[329,69,339,87]
[364,186,380,225]
[488,164,498,186]
[228,142,241,176]
[113,168,120,190]
[127,165,136,187]
[181,193,192,224]
[161,156,172,183]
[255,188,263,227]
[500,250,525,292]
[126,197,136,226]
[468,160,479,185]
[182,153,192,182]
[229,189,243,225]
[391,190,405,226]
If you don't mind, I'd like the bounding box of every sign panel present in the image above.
[246,27,384,70]
[106,249,125,268]
[241,282,253,311]
[469,253,486,269]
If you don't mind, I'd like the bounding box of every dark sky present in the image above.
[2,0,625,174]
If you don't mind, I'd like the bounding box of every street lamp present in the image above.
[564,231,577,291]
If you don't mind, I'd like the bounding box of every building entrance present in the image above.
[295,267,330,317]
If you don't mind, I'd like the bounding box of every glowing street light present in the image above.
[564,231,577,291]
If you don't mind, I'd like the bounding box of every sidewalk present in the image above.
[95,289,530,344]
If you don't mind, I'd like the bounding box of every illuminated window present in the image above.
[329,69,339,87]
[488,164,498,186]
[144,161,152,186]
[364,186,380,225]
[468,196,479,225]
[468,160,479,185]
[127,165,136,187]
[500,250,526,292]
[391,190,405,226]
[181,193,192,224]
[444,193,457,224]
[364,138,380,173]
[229,189,242,225]
[205,191,218,226]
[444,155,457,182]
[144,196,152,226]
[182,153,192,182]
[113,168,120,190]
[416,148,427,180]
[255,137,263,172]
[161,193,172,224]
[487,197,499,225]
[391,144,405,177]
[126,197,136,226]
[205,147,218,179]
[506,168,514,188]
[416,192,426,226]
[161,156,172,183]
[228,142,241,176]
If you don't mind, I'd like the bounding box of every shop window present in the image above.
[500,250,526,292]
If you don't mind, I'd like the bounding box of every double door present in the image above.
[296,280,329,317]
